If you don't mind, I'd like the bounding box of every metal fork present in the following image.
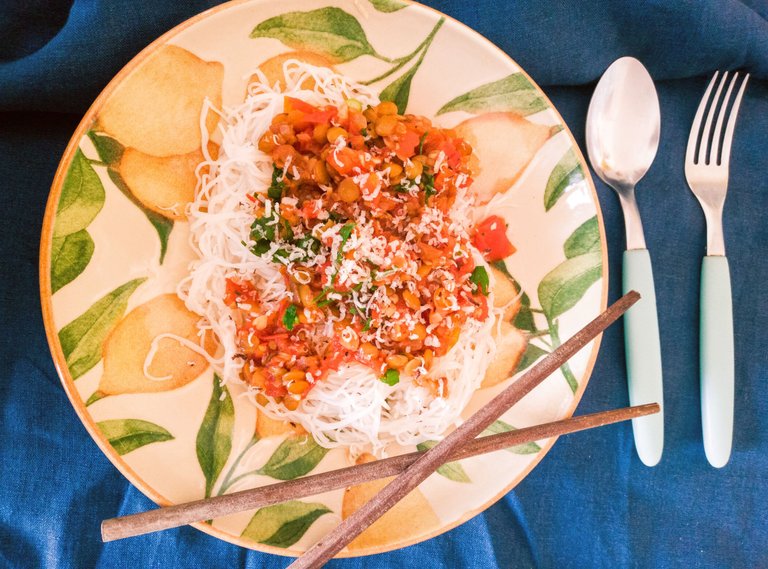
[685,71,749,468]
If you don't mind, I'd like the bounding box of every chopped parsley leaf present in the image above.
[470,266,490,296]
[336,222,356,264]
[422,171,436,201]
[313,287,333,303]
[251,239,271,256]
[250,212,276,242]
[272,248,290,264]
[418,131,429,155]
[282,219,294,240]
[268,167,284,201]
[282,304,299,331]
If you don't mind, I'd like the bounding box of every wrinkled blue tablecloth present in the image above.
[1,1,766,567]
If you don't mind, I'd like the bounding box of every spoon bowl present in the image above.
[587,56,661,192]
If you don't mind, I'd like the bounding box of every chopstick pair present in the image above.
[103,292,648,566]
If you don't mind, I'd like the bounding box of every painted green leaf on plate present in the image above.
[58,277,146,380]
[482,419,541,455]
[97,419,173,455]
[490,260,537,332]
[368,0,407,12]
[196,375,235,497]
[380,62,420,115]
[107,167,173,264]
[250,8,376,63]
[88,130,124,165]
[437,73,547,116]
[417,440,471,483]
[538,251,602,320]
[544,148,584,212]
[514,342,549,374]
[564,216,600,259]
[54,148,105,238]
[51,229,94,293]
[258,434,329,480]
[241,501,331,547]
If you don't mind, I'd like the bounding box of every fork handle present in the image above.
[700,256,734,468]
[623,249,664,466]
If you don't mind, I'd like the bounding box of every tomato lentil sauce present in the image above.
[225,98,514,411]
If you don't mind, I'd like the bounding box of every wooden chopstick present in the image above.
[290,291,640,568]
[101,401,657,543]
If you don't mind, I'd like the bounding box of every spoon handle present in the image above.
[700,256,734,468]
[623,249,664,466]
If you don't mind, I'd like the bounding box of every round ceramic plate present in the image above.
[40,0,607,557]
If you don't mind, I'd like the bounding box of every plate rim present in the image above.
[38,0,609,557]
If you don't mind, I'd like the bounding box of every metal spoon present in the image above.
[586,57,664,466]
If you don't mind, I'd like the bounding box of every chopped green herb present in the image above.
[360,128,368,137]
[336,222,356,263]
[272,248,291,264]
[328,211,344,222]
[348,306,359,315]
[268,167,285,201]
[313,286,334,304]
[339,222,355,240]
[250,210,277,242]
[251,239,271,256]
[362,317,372,332]
[418,131,429,155]
[296,235,321,257]
[470,266,490,296]
[282,304,299,331]
[422,171,436,201]
[282,219,294,240]
[380,368,400,386]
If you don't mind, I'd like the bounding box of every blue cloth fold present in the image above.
[1,1,766,567]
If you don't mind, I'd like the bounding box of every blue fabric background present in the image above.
[1,1,766,567]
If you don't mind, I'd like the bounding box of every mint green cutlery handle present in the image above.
[700,256,734,468]
[623,249,664,466]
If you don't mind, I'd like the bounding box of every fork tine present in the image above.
[709,73,739,165]
[719,73,750,167]
[686,72,720,165]
[699,71,729,165]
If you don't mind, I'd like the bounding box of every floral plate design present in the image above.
[40,0,608,557]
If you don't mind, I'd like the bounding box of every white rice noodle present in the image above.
[181,60,500,453]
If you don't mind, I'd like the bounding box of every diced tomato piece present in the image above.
[303,108,336,124]
[349,134,366,150]
[472,215,516,261]
[347,109,367,135]
[326,146,361,175]
[264,379,287,398]
[395,131,420,160]
[301,199,322,220]
[438,140,462,169]
[284,96,319,114]
[284,97,336,125]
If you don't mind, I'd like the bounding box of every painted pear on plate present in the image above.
[341,453,441,550]
[97,45,224,157]
[455,112,551,204]
[89,294,215,403]
[252,50,336,93]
